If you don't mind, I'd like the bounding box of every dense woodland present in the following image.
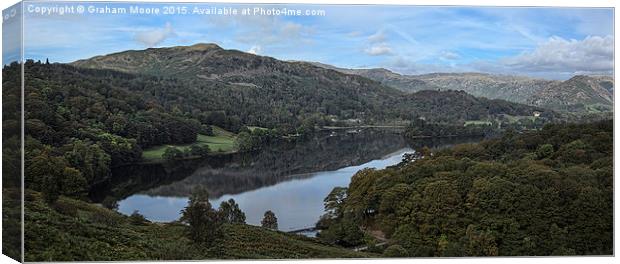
[317,121,613,256]
[404,118,492,138]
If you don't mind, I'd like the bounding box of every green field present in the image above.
[142,126,236,161]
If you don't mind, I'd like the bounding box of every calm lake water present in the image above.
[118,148,410,231]
[101,129,477,232]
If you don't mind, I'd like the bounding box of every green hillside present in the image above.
[22,189,371,261]
[318,120,613,256]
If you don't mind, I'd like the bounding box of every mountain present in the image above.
[528,75,614,112]
[71,43,405,132]
[70,44,551,128]
[307,63,613,112]
[305,62,554,103]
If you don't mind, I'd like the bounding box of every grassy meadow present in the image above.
[141,126,236,161]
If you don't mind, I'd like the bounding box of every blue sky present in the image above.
[3,2,614,79]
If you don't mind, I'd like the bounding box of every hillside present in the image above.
[399,90,551,123]
[308,63,613,112]
[17,189,370,261]
[529,75,614,112]
[307,62,553,103]
[71,44,407,130]
[70,43,551,125]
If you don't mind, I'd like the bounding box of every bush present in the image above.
[129,210,149,225]
[536,144,554,159]
[189,144,210,157]
[163,147,185,162]
[90,208,123,226]
[52,200,78,217]
[383,245,408,257]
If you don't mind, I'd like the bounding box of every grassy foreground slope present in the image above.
[23,190,370,261]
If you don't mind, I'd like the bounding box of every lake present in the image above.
[98,129,478,233]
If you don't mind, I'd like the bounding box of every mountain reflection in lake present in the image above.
[110,129,478,231]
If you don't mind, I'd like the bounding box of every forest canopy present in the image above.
[318,120,613,256]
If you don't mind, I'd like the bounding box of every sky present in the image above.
[3,2,615,80]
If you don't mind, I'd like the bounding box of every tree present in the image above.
[203,125,214,136]
[162,147,184,162]
[317,218,364,247]
[129,210,149,225]
[261,210,278,230]
[536,144,554,159]
[465,225,499,256]
[61,167,87,196]
[219,199,246,224]
[383,245,409,257]
[63,139,111,185]
[41,174,61,204]
[180,187,222,245]
[189,144,210,157]
[323,187,347,219]
[26,151,87,203]
[90,131,142,166]
[102,196,119,210]
[234,131,255,152]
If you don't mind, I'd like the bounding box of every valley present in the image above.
[2,43,612,261]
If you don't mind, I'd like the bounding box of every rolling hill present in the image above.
[308,63,613,112]
[70,43,551,127]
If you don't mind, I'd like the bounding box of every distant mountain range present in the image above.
[306,62,614,112]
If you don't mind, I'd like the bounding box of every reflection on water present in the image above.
[118,148,411,231]
[109,129,479,231]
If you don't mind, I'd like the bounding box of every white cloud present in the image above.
[248,45,262,55]
[367,30,386,43]
[440,51,460,60]
[134,22,176,47]
[364,43,392,56]
[501,35,613,75]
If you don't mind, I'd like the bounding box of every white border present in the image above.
[0,1,618,264]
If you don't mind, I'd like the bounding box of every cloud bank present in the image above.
[501,35,613,75]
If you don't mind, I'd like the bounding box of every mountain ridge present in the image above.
[68,43,555,131]
[305,62,613,112]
